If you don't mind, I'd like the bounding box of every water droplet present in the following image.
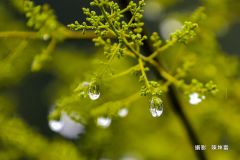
[118,108,128,117]
[79,91,87,98]
[81,81,89,87]
[88,81,100,100]
[43,34,49,41]
[48,111,85,139]
[149,97,163,117]
[97,117,111,128]
[49,120,64,132]
[189,92,202,105]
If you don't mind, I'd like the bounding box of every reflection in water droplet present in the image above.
[88,81,100,100]
[49,120,64,132]
[149,97,163,117]
[118,108,128,117]
[97,117,111,128]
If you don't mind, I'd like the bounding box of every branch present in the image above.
[147,38,178,60]
[0,32,38,39]
[0,31,117,40]
[4,40,28,63]
[100,43,122,78]
[99,5,140,59]
[104,64,139,81]
[64,30,116,39]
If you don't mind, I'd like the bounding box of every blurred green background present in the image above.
[0,0,240,160]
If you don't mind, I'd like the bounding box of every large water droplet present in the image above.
[149,97,163,117]
[88,81,100,100]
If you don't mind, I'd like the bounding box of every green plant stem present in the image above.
[138,57,151,89]
[98,22,117,36]
[169,44,186,75]
[148,59,178,85]
[147,38,178,60]
[0,31,38,39]
[86,25,108,29]
[108,6,130,19]
[122,49,180,85]
[99,5,140,59]
[74,85,88,92]
[100,43,122,78]
[123,50,136,58]
[4,40,28,63]
[127,7,139,27]
[147,23,198,60]
[163,74,181,88]
[136,42,150,89]
[0,30,117,40]
[104,64,140,81]
[64,30,116,39]
[122,91,141,105]
[43,38,57,56]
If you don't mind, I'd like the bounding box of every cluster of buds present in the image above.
[24,1,64,41]
[129,32,147,45]
[150,32,162,48]
[169,21,198,44]
[183,79,219,97]
[140,85,151,96]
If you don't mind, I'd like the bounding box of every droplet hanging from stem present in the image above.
[149,97,163,117]
[88,81,100,100]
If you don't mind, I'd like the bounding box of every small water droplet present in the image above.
[49,120,63,132]
[149,97,163,117]
[81,81,89,87]
[118,108,128,117]
[189,92,202,105]
[97,117,111,128]
[88,81,100,100]
[43,34,49,41]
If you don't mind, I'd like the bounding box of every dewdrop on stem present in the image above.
[88,81,100,100]
[149,97,163,117]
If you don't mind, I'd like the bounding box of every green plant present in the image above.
[1,0,240,160]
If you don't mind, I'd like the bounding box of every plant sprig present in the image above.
[67,0,218,109]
